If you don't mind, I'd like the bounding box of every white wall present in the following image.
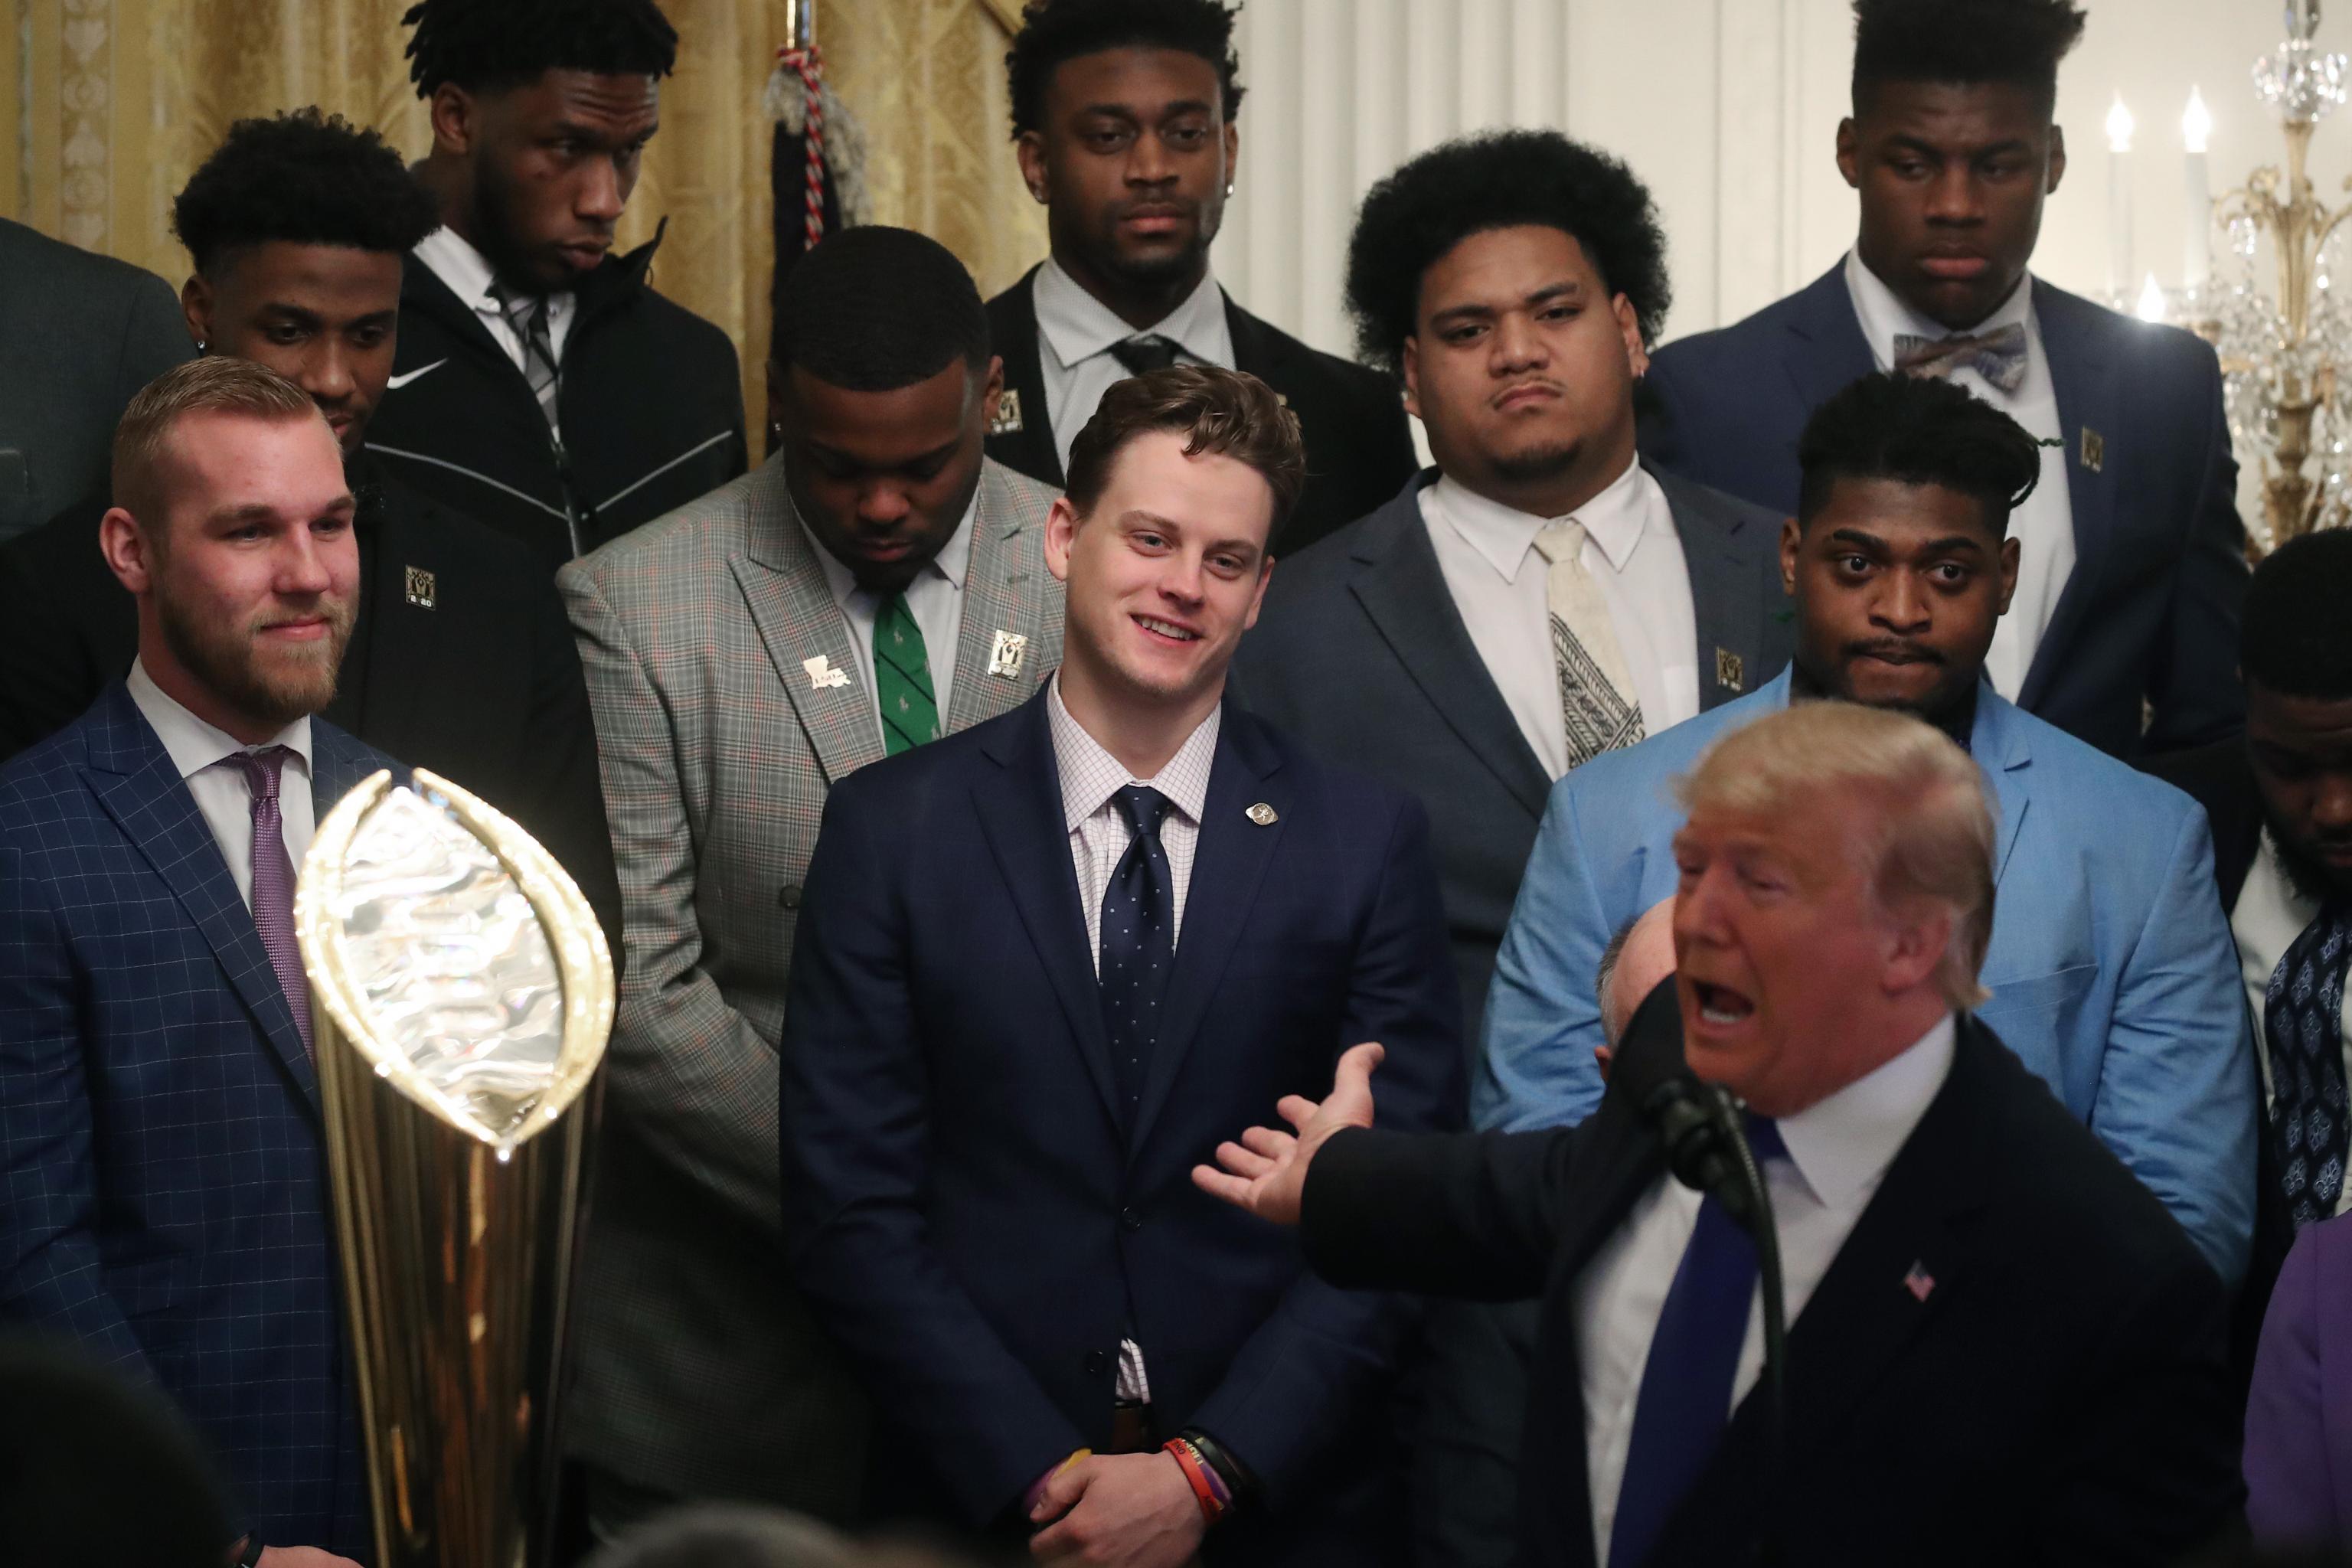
[1217,0,2337,358]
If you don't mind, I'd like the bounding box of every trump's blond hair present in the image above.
[1674,701,1998,1011]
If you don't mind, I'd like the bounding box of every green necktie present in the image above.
[873,591,939,755]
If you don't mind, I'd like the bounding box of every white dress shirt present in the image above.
[126,658,316,912]
[1845,250,2073,701]
[413,226,580,378]
[2236,833,2352,1217]
[797,487,979,748]
[1420,460,1700,779]
[1046,671,1220,1403]
[1033,258,1236,476]
[1573,1013,1956,1564]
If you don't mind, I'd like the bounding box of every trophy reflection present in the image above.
[296,768,615,1568]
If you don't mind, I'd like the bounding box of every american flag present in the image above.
[1903,1260,1936,1302]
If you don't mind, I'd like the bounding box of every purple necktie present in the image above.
[233,746,311,1057]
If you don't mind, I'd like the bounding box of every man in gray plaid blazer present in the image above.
[557,228,1066,1534]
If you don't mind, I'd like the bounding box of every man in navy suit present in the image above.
[781,365,1463,1565]
[1639,0,2245,760]
[0,359,394,1565]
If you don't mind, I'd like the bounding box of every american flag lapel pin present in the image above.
[1903,1259,1936,1303]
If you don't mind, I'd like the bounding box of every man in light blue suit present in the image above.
[1483,371,2256,1284]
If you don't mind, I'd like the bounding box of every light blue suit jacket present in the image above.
[1475,668,2257,1283]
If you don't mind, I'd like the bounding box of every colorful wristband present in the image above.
[1164,1437,1227,1525]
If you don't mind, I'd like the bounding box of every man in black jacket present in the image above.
[366,0,746,570]
[0,109,621,944]
[1198,701,2242,1568]
[985,0,1413,557]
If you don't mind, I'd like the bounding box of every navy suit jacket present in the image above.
[1234,467,1793,1059]
[779,693,1464,1560]
[0,682,395,1559]
[1639,263,2248,758]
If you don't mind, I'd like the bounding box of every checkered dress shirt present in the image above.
[1047,675,1219,970]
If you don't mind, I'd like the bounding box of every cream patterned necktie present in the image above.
[1533,518,1644,769]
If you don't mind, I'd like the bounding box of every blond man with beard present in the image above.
[0,358,398,1566]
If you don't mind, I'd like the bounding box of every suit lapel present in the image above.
[945,464,1056,733]
[1347,482,1552,819]
[1129,712,1287,1155]
[83,687,322,1114]
[972,698,1122,1128]
[2017,282,2121,715]
[986,266,1066,486]
[1972,689,2034,887]
[1655,467,1772,713]
[731,470,887,786]
[1780,265,1879,413]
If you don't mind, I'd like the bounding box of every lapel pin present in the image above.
[988,388,1024,436]
[988,629,1031,679]
[403,565,436,609]
[2079,426,2105,473]
[1246,802,1278,826]
[1714,648,1744,692]
[802,654,850,691]
[1902,1259,1936,1303]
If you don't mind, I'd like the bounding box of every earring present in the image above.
[194,339,207,354]
[1224,183,1235,198]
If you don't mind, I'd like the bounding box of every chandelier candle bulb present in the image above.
[2108,95,2137,300]
[2184,87,2214,293]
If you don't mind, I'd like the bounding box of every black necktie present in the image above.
[1110,335,1181,377]
[1099,786,1175,1125]
[2268,902,2352,1227]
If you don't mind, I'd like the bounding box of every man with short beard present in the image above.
[365,0,745,569]
[984,0,1413,555]
[0,358,404,1566]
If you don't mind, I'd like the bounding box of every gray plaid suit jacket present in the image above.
[557,454,1065,1509]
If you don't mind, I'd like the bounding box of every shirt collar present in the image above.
[1426,456,1654,582]
[1844,247,2035,370]
[1034,256,1230,373]
[413,225,573,315]
[1772,1011,1956,1213]
[794,482,982,615]
[1047,671,1220,833]
[126,658,314,784]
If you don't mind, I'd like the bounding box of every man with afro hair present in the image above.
[985,0,1413,555]
[364,0,746,569]
[1641,0,2247,765]
[1236,129,1795,1568]
[0,108,622,956]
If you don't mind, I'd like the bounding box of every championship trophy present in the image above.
[295,768,615,1568]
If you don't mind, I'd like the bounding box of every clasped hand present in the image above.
[1029,1451,1204,1566]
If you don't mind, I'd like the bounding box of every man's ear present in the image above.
[2046,123,2066,194]
[1614,294,1649,379]
[1778,516,1803,597]
[1044,494,1080,585]
[764,359,787,445]
[1835,116,1862,191]
[179,275,213,352]
[1400,335,1423,423]
[99,506,155,596]
[429,83,479,156]
[1995,534,2021,616]
[1221,117,1241,193]
[1016,131,1050,204]
[980,354,1006,431]
[1882,900,1953,998]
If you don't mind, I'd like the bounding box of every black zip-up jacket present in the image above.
[365,230,746,570]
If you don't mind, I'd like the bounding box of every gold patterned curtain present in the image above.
[0,0,1047,436]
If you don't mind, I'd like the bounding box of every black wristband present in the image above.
[1177,1427,1256,1507]
[230,1536,264,1568]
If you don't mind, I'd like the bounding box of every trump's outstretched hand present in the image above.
[1191,1041,1384,1227]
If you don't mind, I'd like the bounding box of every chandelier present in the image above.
[2183,0,2352,554]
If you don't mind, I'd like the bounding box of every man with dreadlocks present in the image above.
[367,0,746,570]
[985,0,1414,557]
[1639,0,2247,766]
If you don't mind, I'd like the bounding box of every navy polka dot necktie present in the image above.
[1099,786,1175,1127]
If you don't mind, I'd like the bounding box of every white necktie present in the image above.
[1534,518,1644,769]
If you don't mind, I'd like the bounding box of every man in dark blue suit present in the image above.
[0,360,395,1566]
[781,365,1463,1565]
[1639,0,2245,760]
